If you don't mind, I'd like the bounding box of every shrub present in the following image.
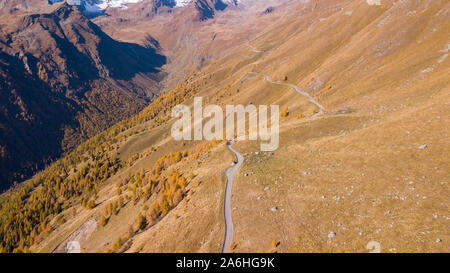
[99,215,107,227]
[86,200,96,209]
[127,225,135,238]
[113,237,122,250]
[229,242,237,250]
[106,202,113,216]
[280,108,289,117]
[160,198,171,216]
[146,201,160,223]
[113,201,119,215]
[271,240,280,248]
[188,172,195,180]
[172,189,184,205]
[56,214,66,225]
[137,213,147,231]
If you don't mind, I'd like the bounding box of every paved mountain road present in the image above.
[221,71,324,252]
[248,72,325,111]
[222,140,244,253]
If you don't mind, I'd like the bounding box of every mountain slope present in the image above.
[65,0,231,20]
[0,0,448,253]
[0,51,76,186]
[92,0,294,91]
[0,3,166,190]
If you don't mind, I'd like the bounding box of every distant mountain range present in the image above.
[57,0,243,19]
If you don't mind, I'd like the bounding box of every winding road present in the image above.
[248,72,326,111]
[221,72,324,252]
[222,140,244,253]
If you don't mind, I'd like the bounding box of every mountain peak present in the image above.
[60,0,242,16]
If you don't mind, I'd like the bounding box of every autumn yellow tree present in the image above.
[99,215,107,227]
[137,213,147,231]
[280,108,289,117]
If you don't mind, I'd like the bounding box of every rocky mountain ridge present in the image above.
[0,3,166,190]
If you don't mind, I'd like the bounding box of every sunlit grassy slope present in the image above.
[1,0,448,253]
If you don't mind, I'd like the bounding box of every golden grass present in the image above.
[30,0,450,253]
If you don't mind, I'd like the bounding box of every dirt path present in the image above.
[222,140,244,253]
[248,72,326,111]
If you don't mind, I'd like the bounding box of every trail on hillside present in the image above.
[222,140,244,253]
[248,72,325,111]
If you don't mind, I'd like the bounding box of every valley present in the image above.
[0,0,448,253]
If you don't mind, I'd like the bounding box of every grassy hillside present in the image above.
[0,0,448,253]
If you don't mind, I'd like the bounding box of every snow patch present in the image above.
[68,0,147,13]
[70,0,244,13]
[175,0,243,8]
[176,0,192,7]
[366,0,381,6]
